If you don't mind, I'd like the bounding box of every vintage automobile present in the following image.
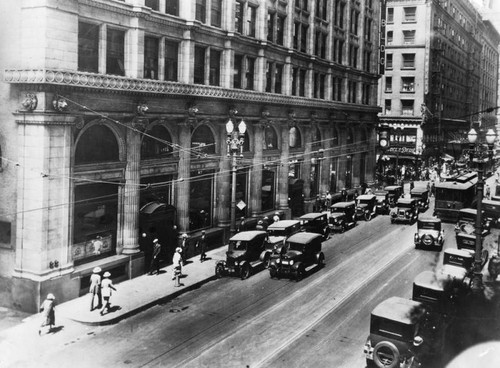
[329,201,357,233]
[374,190,390,215]
[413,270,450,315]
[439,248,474,286]
[454,208,491,235]
[268,232,324,281]
[384,185,404,207]
[215,230,268,280]
[390,198,419,224]
[364,296,445,368]
[355,194,377,221]
[414,217,444,251]
[410,188,430,212]
[299,212,330,240]
[260,220,301,266]
[482,198,500,228]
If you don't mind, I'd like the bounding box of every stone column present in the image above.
[216,122,231,228]
[320,124,332,195]
[337,123,347,190]
[122,118,145,255]
[177,119,193,233]
[278,118,291,218]
[250,120,265,217]
[302,122,313,213]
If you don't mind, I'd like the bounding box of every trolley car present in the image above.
[434,171,477,222]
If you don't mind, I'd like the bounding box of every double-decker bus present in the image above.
[434,171,478,222]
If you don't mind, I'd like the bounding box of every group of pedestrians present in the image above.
[89,266,117,316]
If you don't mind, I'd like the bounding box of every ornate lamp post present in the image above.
[466,127,496,292]
[226,117,247,235]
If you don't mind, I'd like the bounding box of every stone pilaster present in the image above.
[216,122,231,228]
[320,125,332,195]
[301,122,313,201]
[250,121,265,217]
[177,119,193,233]
[278,118,291,217]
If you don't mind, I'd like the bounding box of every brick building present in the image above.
[0,0,381,312]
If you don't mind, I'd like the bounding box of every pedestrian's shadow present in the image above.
[48,325,64,334]
[201,257,212,262]
[179,274,188,279]
[183,260,194,265]
[157,270,167,275]
[107,305,122,314]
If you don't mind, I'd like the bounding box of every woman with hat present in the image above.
[172,246,184,283]
[100,271,117,316]
[39,293,56,335]
[89,266,102,311]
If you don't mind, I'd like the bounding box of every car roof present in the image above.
[374,191,388,195]
[482,199,500,206]
[397,198,416,204]
[300,212,326,220]
[413,270,445,291]
[418,217,441,223]
[229,230,267,241]
[371,296,423,324]
[384,185,402,190]
[286,232,323,243]
[444,248,473,258]
[267,220,301,229]
[410,188,428,194]
[357,194,376,200]
[459,208,477,215]
[331,201,355,208]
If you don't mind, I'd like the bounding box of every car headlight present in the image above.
[290,260,294,266]
[276,258,281,264]
[235,261,239,266]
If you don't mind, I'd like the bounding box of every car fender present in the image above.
[292,261,302,271]
[259,250,270,263]
[239,260,249,269]
[216,259,226,267]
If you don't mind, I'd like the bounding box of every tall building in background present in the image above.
[378,0,499,174]
[0,0,382,312]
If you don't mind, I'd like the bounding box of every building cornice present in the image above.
[4,69,381,113]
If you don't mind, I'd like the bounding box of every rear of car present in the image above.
[414,218,444,250]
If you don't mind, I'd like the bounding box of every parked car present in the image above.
[329,201,357,233]
[390,198,419,224]
[268,232,324,281]
[364,296,445,368]
[215,230,268,280]
[414,217,444,250]
[454,208,491,235]
[299,212,330,240]
[440,248,474,286]
[482,198,500,228]
[374,190,390,215]
[411,188,430,212]
[384,185,403,207]
[355,194,377,221]
[260,220,301,266]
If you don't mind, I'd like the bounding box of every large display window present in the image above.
[261,169,275,211]
[189,170,214,230]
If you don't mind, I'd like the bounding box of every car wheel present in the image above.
[317,252,325,268]
[264,253,271,268]
[240,263,251,280]
[295,265,305,282]
[422,234,434,247]
[269,265,278,279]
[340,224,346,233]
[372,341,400,368]
[365,213,372,221]
[323,227,330,240]
[215,263,225,278]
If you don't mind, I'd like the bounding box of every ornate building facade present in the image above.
[0,0,381,312]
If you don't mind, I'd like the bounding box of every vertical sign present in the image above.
[379,0,387,74]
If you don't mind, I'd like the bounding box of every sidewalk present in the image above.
[56,245,228,326]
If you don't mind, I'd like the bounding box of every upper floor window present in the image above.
[314,31,327,59]
[313,72,325,99]
[194,46,206,84]
[334,38,344,64]
[348,80,357,103]
[211,0,222,27]
[294,23,308,53]
[106,28,125,76]
[78,22,99,73]
[385,76,392,92]
[145,0,159,11]
[386,53,393,69]
[234,54,243,89]
[362,84,370,105]
[364,17,372,41]
[350,9,359,35]
[267,12,275,42]
[387,31,393,45]
[349,45,358,68]
[265,62,283,94]
[334,0,345,28]
[385,99,392,114]
[387,8,394,23]
[196,0,207,23]
[363,50,371,72]
[402,53,415,69]
[144,36,159,79]
[333,77,342,101]
[246,57,255,90]
[295,0,309,11]
[315,0,328,21]
[248,6,257,38]
[402,100,414,115]
[404,7,416,22]
[164,40,178,81]
[209,49,221,86]
[235,1,243,33]
[401,77,415,92]
[165,0,179,16]
[403,30,416,44]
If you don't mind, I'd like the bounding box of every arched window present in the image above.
[141,125,173,159]
[332,127,339,147]
[289,126,302,148]
[264,126,278,150]
[191,125,215,155]
[75,125,119,165]
[312,126,322,149]
[346,127,354,145]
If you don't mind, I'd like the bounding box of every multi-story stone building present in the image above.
[0,0,382,312]
[378,0,499,174]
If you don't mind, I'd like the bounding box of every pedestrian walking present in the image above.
[172,247,184,286]
[39,293,56,336]
[197,230,207,262]
[89,266,102,311]
[149,238,162,275]
[100,272,117,316]
[180,233,188,265]
[237,217,246,232]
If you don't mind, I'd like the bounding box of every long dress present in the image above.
[40,299,56,327]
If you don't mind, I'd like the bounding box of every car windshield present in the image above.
[398,203,413,209]
[332,207,348,213]
[267,229,287,237]
[419,222,440,230]
[287,242,304,252]
[228,240,247,251]
[358,199,371,205]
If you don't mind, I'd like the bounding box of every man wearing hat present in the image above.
[172,246,184,283]
[197,230,207,262]
[149,238,162,275]
[180,233,188,265]
[89,266,102,311]
[39,293,56,335]
[100,271,117,316]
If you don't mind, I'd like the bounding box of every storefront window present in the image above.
[75,125,119,165]
[192,125,215,156]
[261,169,275,211]
[140,175,174,206]
[72,184,118,264]
[141,125,173,159]
[189,170,213,230]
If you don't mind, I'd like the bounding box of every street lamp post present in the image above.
[466,127,496,293]
[226,118,247,235]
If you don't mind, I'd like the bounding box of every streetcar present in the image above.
[433,171,477,222]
